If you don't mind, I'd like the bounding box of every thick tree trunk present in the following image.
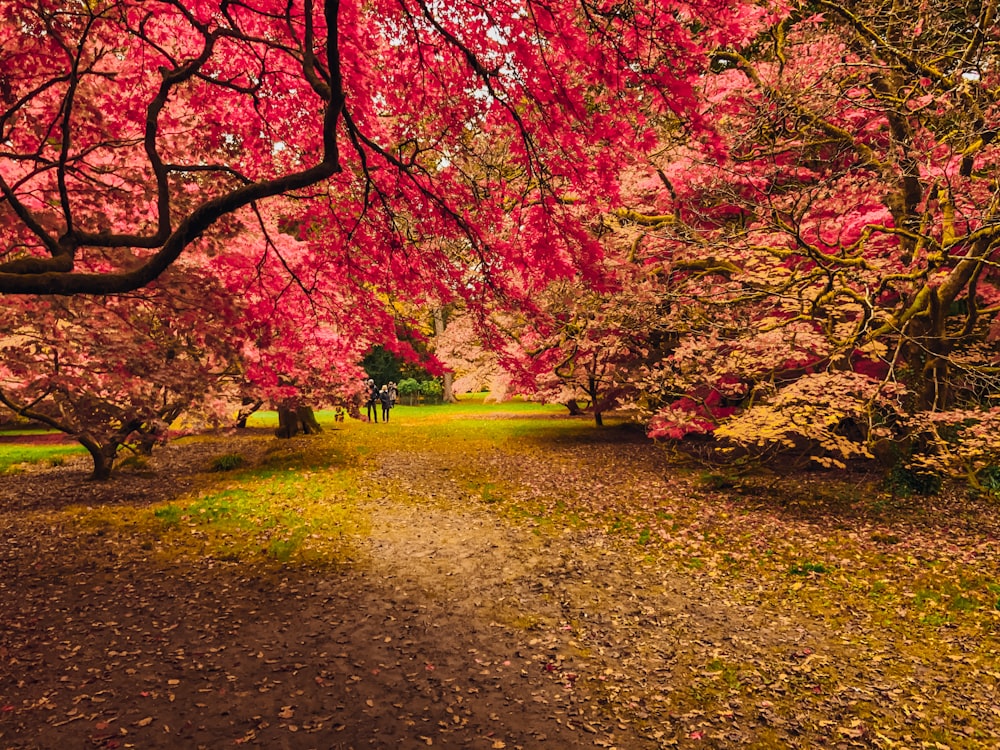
[296,406,323,434]
[275,404,323,438]
[594,410,604,428]
[564,400,583,416]
[78,434,115,481]
[275,405,298,438]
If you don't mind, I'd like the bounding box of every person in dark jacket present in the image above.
[365,379,379,423]
[379,384,393,422]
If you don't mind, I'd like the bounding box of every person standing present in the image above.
[365,379,380,423]
[379,384,393,422]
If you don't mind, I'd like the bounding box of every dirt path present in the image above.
[355,432,1000,749]
[354,445,844,749]
[2,423,999,749]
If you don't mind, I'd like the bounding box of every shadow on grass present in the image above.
[514,418,650,446]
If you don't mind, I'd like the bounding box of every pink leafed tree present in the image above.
[0,269,246,478]
[0,0,782,471]
[626,3,1000,470]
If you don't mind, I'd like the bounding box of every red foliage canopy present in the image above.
[0,0,777,296]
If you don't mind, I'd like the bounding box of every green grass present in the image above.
[148,466,365,564]
[210,452,247,471]
[393,394,566,417]
[789,561,829,576]
[243,394,568,429]
[0,442,86,473]
[66,434,369,567]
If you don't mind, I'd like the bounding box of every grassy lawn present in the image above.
[50,396,587,567]
[0,441,87,474]
[0,427,64,436]
[0,394,568,476]
[243,393,567,429]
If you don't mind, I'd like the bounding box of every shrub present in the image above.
[419,379,444,402]
[885,464,942,497]
[906,408,1000,491]
[713,372,904,469]
[210,453,246,472]
[977,465,1000,496]
[397,378,421,405]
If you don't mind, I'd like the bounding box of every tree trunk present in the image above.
[905,291,953,411]
[275,405,299,438]
[79,433,115,481]
[236,398,264,429]
[296,405,323,434]
[136,433,158,456]
[442,371,457,404]
[564,399,583,416]
[276,404,323,438]
[433,307,459,403]
[587,373,604,427]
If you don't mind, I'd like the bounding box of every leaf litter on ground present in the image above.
[1,413,999,748]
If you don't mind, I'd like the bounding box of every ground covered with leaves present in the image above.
[1,407,999,749]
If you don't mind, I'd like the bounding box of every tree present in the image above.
[431,308,458,404]
[1,0,778,465]
[211,203,373,434]
[431,309,511,399]
[0,202,372,477]
[499,265,661,426]
[361,345,435,389]
[0,270,244,478]
[629,1,1000,471]
[397,378,421,406]
[0,0,345,295]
